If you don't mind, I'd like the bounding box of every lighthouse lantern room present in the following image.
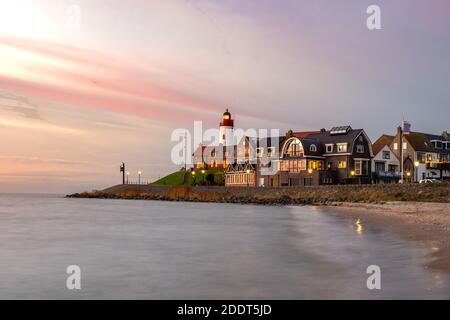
[219,109,234,146]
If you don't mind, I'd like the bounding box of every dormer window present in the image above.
[356,145,364,153]
[337,143,347,153]
[326,144,333,153]
[310,144,317,152]
[267,147,275,157]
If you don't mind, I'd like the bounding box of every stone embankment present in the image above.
[67,183,450,205]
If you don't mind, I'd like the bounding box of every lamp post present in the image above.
[126,171,130,184]
[246,169,251,187]
[138,171,142,184]
[414,161,419,183]
[350,170,355,184]
[406,171,411,183]
[201,169,205,184]
[191,170,196,185]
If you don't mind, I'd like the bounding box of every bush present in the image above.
[206,173,215,185]
[214,172,224,186]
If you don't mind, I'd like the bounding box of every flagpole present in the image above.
[400,124,404,183]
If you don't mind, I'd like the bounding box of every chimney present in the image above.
[320,128,326,133]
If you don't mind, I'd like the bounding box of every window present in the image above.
[402,142,407,150]
[285,138,303,157]
[393,143,398,150]
[222,134,226,140]
[355,160,369,175]
[327,162,332,169]
[356,145,364,153]
[256,147,263,158]
[337,143,347,153]
[382,151,390,159]
[310,144,317,152]
[326,144,333,153]
[417,152,426,163]
[338,161,347,169]
[267,147,275,157]
[308,160,322,170]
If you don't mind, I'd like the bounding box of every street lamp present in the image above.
[308,168,313,186]
[191,170,196,185]
[201,169,206,184]
[138,171,142,184]
[246,169,251,187]
[126,171,130,184]
[414,161,420,183]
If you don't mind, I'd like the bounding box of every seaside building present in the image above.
[390,127,450,182]
[225,126,374,187]
[371,135,401,183]
[225,136,285,187]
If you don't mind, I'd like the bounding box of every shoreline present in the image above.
[324,202,450,272]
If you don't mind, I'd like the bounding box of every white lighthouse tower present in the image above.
[219,109,234,146]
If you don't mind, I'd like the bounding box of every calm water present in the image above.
[0,193,448,299]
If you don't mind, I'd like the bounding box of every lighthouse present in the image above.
[219,109,234,146]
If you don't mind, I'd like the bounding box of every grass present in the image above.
[151,171,185,186]
[151,169,221,186]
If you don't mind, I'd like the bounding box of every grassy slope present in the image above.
[152,170,221,186]
[152,171,185,185]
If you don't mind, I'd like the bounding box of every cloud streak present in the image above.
[0,35,225,124]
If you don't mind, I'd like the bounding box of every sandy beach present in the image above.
[325,202,450,271]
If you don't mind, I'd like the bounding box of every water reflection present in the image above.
[354,218,364,236]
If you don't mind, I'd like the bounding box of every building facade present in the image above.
[371,134,401,183]
[390,127,450,181]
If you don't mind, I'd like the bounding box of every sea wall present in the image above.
[67,183,450,204]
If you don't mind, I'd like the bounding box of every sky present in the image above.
[0,0,449,193]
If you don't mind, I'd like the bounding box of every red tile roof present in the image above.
[372,134,395,155]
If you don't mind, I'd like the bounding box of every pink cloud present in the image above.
[0,35,226,123]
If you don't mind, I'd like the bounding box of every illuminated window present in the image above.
[393,143,398,150]
[338,161,347,169]
[285,139,303,157]
[337,143,347,153]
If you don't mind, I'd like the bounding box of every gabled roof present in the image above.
[293,131,321,139]
[306,128,365,145]
[404,132,435,153]
[372,134,395,155]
